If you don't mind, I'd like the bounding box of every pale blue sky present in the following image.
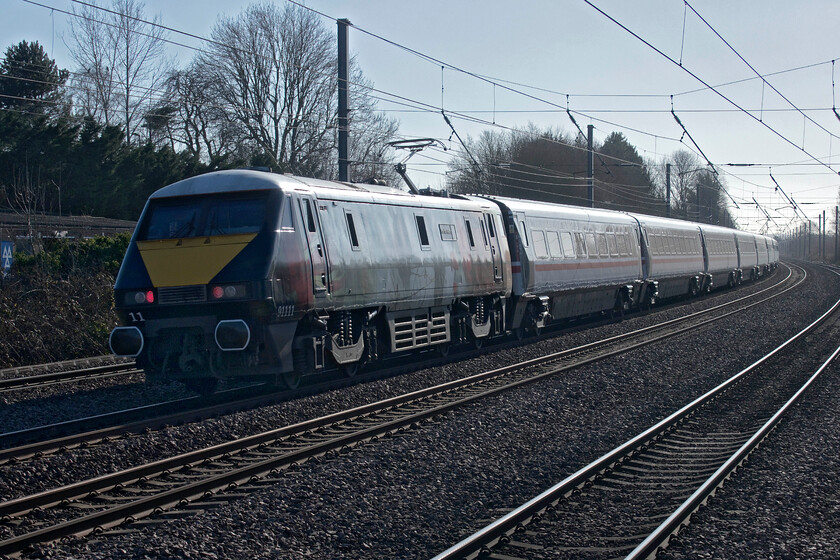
[4,0,840,233]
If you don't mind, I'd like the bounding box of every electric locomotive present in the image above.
[110,169,511,392]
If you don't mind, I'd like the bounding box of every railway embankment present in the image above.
[0,235,127,369]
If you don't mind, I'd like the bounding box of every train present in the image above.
[108,169,779,393]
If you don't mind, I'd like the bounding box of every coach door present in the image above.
[299,195,330,297]
[484,212,503,283]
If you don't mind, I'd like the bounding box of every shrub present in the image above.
[0,234,128,368]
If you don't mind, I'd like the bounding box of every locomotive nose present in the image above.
[109,326,144,357]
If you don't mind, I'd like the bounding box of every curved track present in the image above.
[0,265,805,556]
[0,265,797,459]
[433,265,839,560]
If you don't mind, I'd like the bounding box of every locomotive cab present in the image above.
[111,176,289,390]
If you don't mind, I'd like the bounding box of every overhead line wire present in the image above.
[684,0,840,142]
[582,0,840,177]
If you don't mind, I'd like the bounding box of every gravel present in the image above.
[3,263,839,559]
[659,353,840,559]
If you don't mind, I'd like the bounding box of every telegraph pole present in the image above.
[819,213,823,261]
[665,163,671,218]
[587,124,594,208]
[337,18,351,182]
[823,210,827,261]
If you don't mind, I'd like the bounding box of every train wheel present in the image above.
[283,370,302,390]
[342,362,359,378]
[472,336,484,349]
[437,343,451,357]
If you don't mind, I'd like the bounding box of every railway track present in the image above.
[0,264,797,461]
[0,362,140,393]
[432,267,840,560]
[0,264,805,556]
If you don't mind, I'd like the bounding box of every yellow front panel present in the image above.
[137,233,257,287]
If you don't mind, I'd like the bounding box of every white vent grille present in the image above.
[390,309,449,352]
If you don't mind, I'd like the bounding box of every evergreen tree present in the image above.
[0,40,69,115]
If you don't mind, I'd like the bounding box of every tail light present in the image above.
[126,290,155,305]
[209,284,248,300]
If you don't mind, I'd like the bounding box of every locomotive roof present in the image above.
[149,169,410,199]
[148,169,498,212]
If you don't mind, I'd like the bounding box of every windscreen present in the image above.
[139,191,270,240]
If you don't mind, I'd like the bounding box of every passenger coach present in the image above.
[471,196,644,333]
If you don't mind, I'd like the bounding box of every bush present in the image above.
[0,234,128,368]
[14,233,130,276]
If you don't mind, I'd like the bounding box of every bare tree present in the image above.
[67,0,168,144]
[160,62,245,163]
[200,3,335,172]
[669,150,703,219]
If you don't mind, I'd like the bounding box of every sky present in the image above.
[3,0,840,235]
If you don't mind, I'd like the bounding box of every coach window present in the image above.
[533,230,549,259]
[479,220,489,247]
[607,233,618,257]
[596,233,608,258]
[465,219,476,249]
[574,232,587,257]
[548,231,563,258]
[416,215,430,248]
[585,233,598,258]
[652,234,662,255]
[616,232,627,256]
[520,221,529,246]
[560,232,575,258]
[345,211,360,249]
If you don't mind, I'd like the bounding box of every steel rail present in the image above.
[0,264,797,461]
[0,266,805,555]
[625,345,840,559]
[0,363,140,392]
[0,385,276,463]
[432,272,838,560]
[0,355,130,378]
